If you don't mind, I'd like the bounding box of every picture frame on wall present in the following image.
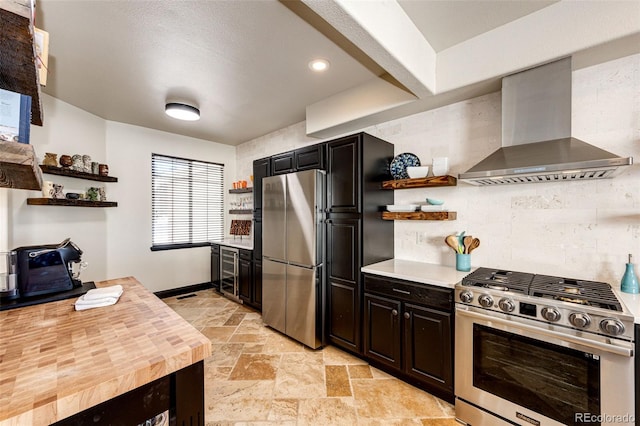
[34,28,50,86]
[0,88,31,144]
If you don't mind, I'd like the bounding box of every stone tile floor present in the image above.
[163,289,458,425]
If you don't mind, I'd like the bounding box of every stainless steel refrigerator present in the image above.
[262,169,325,349]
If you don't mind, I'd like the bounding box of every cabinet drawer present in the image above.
[363,274,452,311]
[239,249,252,261]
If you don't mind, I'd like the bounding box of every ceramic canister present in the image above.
[42,181,54,198]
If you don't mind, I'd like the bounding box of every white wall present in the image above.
[105,122,236,292]
[236,54,640,285]
[6,94,237,292]
[8,94,108,281]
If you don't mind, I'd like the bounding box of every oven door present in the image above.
[455,305,635,426]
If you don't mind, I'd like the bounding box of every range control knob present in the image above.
[459,291,473,303]
[600,318,625,336]
[541,307,561,322]
[478,294,494,308]
[498,298,515,313]
[569,312,592,328]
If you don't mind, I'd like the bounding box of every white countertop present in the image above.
[211,238,253,250]
[614,288,640,324]
[361,259,473,289]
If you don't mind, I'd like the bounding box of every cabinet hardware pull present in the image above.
[392,288,411,295]
[404,312,410,319]
[392,309,398,316]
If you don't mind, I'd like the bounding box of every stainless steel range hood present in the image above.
[459,58,633,185]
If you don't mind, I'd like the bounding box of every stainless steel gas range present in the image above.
[455,267,635,426]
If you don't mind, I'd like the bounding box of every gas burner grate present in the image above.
[462,268,534,294]
[529,275,622,311]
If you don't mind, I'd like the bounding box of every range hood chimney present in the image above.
[458,58,632,185]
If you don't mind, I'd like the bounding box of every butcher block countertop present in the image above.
[0,276,212,426]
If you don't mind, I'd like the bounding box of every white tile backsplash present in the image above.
[236,54,640,284]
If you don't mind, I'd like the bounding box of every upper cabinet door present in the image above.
[295,144,325,171]
[271,151,295,175]
[253,157,270,216]
[327,135,360,214]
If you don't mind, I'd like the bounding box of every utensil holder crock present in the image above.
[456,254,471,272]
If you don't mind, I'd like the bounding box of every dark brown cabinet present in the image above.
[238,249,252,303]
[295,144,324,171]
[327,217,361,352]
[271,145,325,176]
[326,133,394,355]
[253,260,262,310]
[363,293,401,370]
[211,244,220,291]
[271,151,295,175]
[403,303,452,392]
[363,274,454,403]
[250,132,394,354]
[253,157,270,218]
[327,137,360,214]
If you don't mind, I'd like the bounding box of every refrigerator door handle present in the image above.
[288,261,313,269]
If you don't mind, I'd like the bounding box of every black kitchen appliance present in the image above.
[13,238,84,298]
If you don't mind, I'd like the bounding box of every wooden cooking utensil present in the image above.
[463,236,473,254]
[468,238,480,253]
[445,235,459,253]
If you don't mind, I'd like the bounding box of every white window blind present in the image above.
[151,154,224,250]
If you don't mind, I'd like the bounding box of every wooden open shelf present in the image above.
[27,198,118,207]
[382,175,457,190]
[229,187,253,194]
[39,165,118,182]
[382,211,457,221]
[229,209,252,215]
[0,141,42,190]
[0,3,43,126]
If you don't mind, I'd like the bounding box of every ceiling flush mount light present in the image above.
[308,59,330,72]
[165,102,200,121]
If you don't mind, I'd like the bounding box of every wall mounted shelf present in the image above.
[382,175,457,190]
[0,141,43,190]
[229,187,252,194]
[382,211,457,221]
[27,198,118,207]
[229,209,252,215]
[40,165,118,182]
[0,2,43,125]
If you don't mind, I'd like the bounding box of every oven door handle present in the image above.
[456,307,634,357]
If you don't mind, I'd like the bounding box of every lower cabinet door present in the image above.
[253,261,262,310]
[364,293,401,371]
[403,303,453,393]
[211,246,220,291]
[328,280,359,352]
[238,257,252,302]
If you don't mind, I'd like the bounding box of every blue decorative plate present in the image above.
[390,153,421,179]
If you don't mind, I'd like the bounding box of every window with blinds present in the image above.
[151,153,224,250]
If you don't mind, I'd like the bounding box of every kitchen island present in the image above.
[0,276,212,426]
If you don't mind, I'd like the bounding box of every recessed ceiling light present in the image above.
[309,59,330,72]
[165,102,200,121]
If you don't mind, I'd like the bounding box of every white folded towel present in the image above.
[75,285,123,311]
[82,285,123,300]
